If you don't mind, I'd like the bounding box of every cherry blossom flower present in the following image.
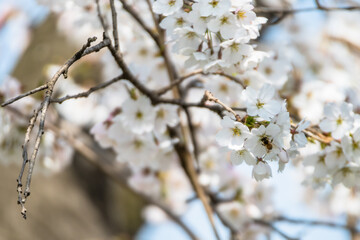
[152,0,183,16]
[245,124,281,160]
[242,84,282,121]
[198,0,231,17]
[118,95,156,134]
[160,12,189,32]
[252,161,272,181]
[221,39,253,64]
[341,128,360,164]
[319,102,354,140]
[235,2,256,26]
[216,116,250,150]
[154,104,179,133]
[207,12,237,39]
[324,142,347,170]
[230,149,256,166]
[217,201,247,230]
[291,119,310,149]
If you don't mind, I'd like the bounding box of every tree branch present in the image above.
[1,84,48,107]
[12,36,109,219]
[109,0,120,51]
[51,74,124,104]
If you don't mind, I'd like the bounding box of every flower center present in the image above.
[209,0,219,8]
[265,67,272,75]
[336,117,343,125]
[168,0,176,6]
[237,11,246,19]
[176,17,185,26]
[185,31,196,39]
[204,159,215,170]
[135,111,143,120]
[157,108,165,119]
[232,127,241,136]
[230,42,239,52]
[256,100,264,109]
[219,83,228,92]
[134,139,143,149]
[220,16,229,25]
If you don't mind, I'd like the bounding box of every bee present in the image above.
[260,136,273,151]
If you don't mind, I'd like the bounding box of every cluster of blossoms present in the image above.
[154,0,267,73]
[91,90,194,214]
[214,83,309,181]
[303,102,360,188]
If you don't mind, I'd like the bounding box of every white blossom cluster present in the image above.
[214,83,309,181]
[303,102,360,188]
[91,91,193,214]
[154,0,267,73]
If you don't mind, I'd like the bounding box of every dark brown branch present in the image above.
[1,84,48,107]
[156,71,245,96]
[254,219,299,240]
[255,4,360,16]
[51,74,124,104]
[156,70,203,96]
[273,216,359,233]
[109,0,120,51]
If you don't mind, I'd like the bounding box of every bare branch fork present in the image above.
[4,36,110,219]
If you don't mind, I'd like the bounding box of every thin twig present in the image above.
[203,90,242,122]
[51,74,124,104]
[15,37,109,219]
[15,103,43,218]
[109,0,120,51]
[156,70,203,96]
[1,84,48,107]
[254,219,299,240]
[254,4,360,17]
[274,216,359,232]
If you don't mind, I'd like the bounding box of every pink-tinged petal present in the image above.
[319,119,336,133]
